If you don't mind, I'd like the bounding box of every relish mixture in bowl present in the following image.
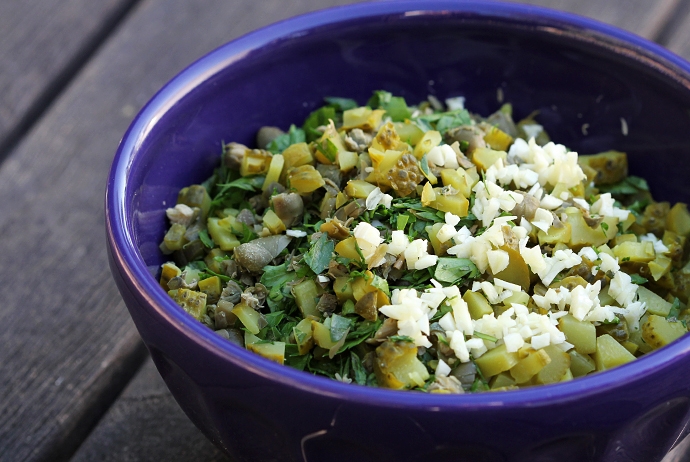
[157,91,690,393]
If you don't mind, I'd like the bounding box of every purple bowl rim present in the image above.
[106,0,690,410]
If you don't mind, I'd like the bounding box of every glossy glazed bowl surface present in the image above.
[106,2,690,461]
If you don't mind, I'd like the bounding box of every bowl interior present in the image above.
[113,1,690,402]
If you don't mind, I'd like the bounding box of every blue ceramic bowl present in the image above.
[106,1,690,460]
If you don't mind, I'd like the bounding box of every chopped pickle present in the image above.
[203,248,227,274]
[637,286,672,317]
[483,125,513,151]
[311,320,337,349]
[412,130,441,159]
[565,208,618,247]
[471,147,507,171]
[642,315,687,349]
[345,179,378,199]
[374,340,430,389]
[474,344,520,378]
[342,107,385,131]
[593,334,636,371]
[612,241,655,263]
[334,237,361,261]
[263,209,286,235]
[666,203,690,236]
[292,279,321,319]
[198,276,222,304]
[262,154,284,191]
[559,314,596,355]
[429,190,469,217]
[163,223,187,251]
[462,290,493,320]
[354,291,378,321]
[232,303,264,335]
[493,246,530,291]
[169,288,207,320]
[531,345,571,385]
[568,350,596,377]
[490,371,517,389]
[293,318,314,355]
[245,333,285,364]
[510,348,550,384]
[207,217,240,251]
[158,90,690,394]
[288,165,325,194]
[240,149,272,177]
[577,151,628,185]
[160,262,181,289]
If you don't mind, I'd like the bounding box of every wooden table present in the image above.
[3,0,690,460]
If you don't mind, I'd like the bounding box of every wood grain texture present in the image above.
[70,357,232,462]
[0,0,685,461]
[0,0,139,157]
[655,0,690,58]
[510,0,681,40]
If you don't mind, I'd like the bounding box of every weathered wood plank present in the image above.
[0,0,139,158]
[655,1,690,58]
[70,357,231,462]
[511,0,681,41]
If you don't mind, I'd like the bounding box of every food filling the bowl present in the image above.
[158,91,690,393]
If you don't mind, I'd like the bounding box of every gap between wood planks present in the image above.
[653,0,690,47]
[0,0,142,165]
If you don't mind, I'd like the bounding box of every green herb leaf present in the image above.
[367,91,412,122]
[304,233,334,275]
[216,176,263,192]
[324,97,358,111]
[370,274,390,296]
[598,176,649,195]
[266,124,305,154]
[284,345,310,370]
[303,106,337,142]
[473,331,498,343]
[419,154,431,178]
[668,298,682,320]
[198,229,214,248]
[434,258,480,284]
[630,274,648,285]
[389,335,414,342]
[396,214,410,231]
[316,138,339,163]
[337,319,382,354]
[210,176,264,211]
[414,108,471,135]
[260,263,298,311]
[329,314,352,342]
[350,352,367,385]
[600,222,609,236]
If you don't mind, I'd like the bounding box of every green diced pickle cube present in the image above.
[293,318,314,355]
[163,223,187,251]
[160,262,181,289]
[169,288,207,320]
[198,276,222,304]
[204,248,228,274]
